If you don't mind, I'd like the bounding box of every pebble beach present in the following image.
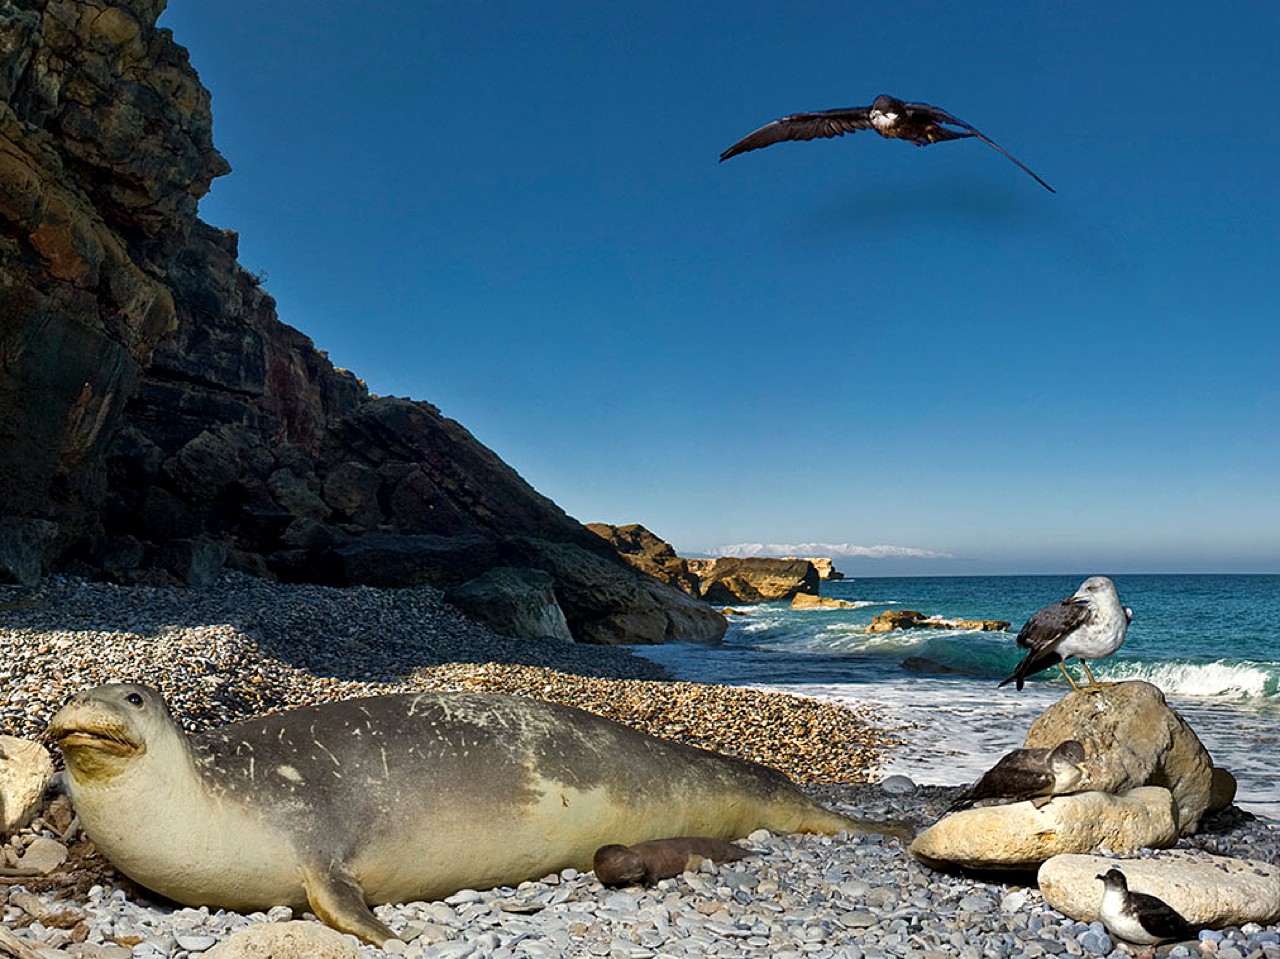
[3,576,1279,959]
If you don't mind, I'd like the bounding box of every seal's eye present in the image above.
[126,693,144,707]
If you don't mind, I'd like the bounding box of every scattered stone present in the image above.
[1,734,54,835]
[17,836,70,874]
[910,787,1179,870]
[879,775,917,796]
[204,921,358,958]
[1039,852,1280,928]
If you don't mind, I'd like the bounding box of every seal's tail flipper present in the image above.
[301,858,398,947]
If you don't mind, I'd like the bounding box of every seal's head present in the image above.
[593,844,649,885]
[48,683,172,782]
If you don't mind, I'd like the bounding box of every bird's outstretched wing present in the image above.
[904,101,1056,193]
[719,107,873,162]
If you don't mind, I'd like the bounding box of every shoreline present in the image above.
[3,576,1278,957]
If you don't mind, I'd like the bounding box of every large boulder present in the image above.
[687,557,819,604]
[445,566,573,643]
[910,787,1179,871]
[1038,852,1280,927]
[0,735,54,836]
[1024,681,1213,833]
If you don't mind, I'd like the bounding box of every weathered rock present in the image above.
[790,593,860,610]
[0,734,54,835]
[587,522,700,595]
[687,557,819,604]
[783,557,845,580]
[0,517,58,586]
[1024,681,1213,833]
[1038,851,1280,927]
[204,921,359,959]
[868,610,1009,633]
[910,787,1179,870]
[445,566,574,643]
[868,610,928,632]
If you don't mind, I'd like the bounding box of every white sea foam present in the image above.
[1106,659,1277,700]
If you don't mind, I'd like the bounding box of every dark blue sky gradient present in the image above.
[158,2,1279,574]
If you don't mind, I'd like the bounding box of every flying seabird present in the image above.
[946,740,1088,813]
[1096,868,1199,946]
[999,576,1132,691]
[719,93,1055,192]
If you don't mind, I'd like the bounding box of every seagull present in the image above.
[946,740,1088,813]
[719,93,1055,192]
[999,576,1132,692]
[1096,868,1199,946]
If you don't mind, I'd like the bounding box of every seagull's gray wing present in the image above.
[902,100,1056,193]
[719,107,874,162]
[1016,599,1092,652]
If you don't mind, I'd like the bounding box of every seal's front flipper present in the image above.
[301,858,398,946]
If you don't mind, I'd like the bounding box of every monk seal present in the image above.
[49,683,911,945]
[593,836,749,886]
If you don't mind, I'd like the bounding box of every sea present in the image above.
[633,574,1280,819]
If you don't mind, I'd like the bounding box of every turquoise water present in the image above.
[636,574,1280,817]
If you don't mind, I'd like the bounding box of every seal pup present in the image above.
[999,576,1131,691]
[946,740,1087,813]
[49,684,911,946]
[719,93,1055,192]
[1096,868,1198,946]
[593,836,749,886]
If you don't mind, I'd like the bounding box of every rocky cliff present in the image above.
[0,0,724,645]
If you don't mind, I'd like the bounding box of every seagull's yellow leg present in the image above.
[1056,661,1083,691]
[1079,660,1116,691]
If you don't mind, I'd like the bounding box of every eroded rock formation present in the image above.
[0,0,725,644]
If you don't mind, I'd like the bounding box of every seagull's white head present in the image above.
[1074,575,1118,602]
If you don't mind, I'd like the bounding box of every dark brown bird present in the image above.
[720,93,1055,193]
[946,740,1088,814]
[593,837,750,886]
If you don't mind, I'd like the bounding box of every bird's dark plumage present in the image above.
[946,740,1087,813]
[1096,868,1199,945]
[719,94,1055,193]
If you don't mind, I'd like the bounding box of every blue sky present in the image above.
[159,2,1278,575]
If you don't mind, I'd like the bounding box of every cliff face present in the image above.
[0,0,725,645]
